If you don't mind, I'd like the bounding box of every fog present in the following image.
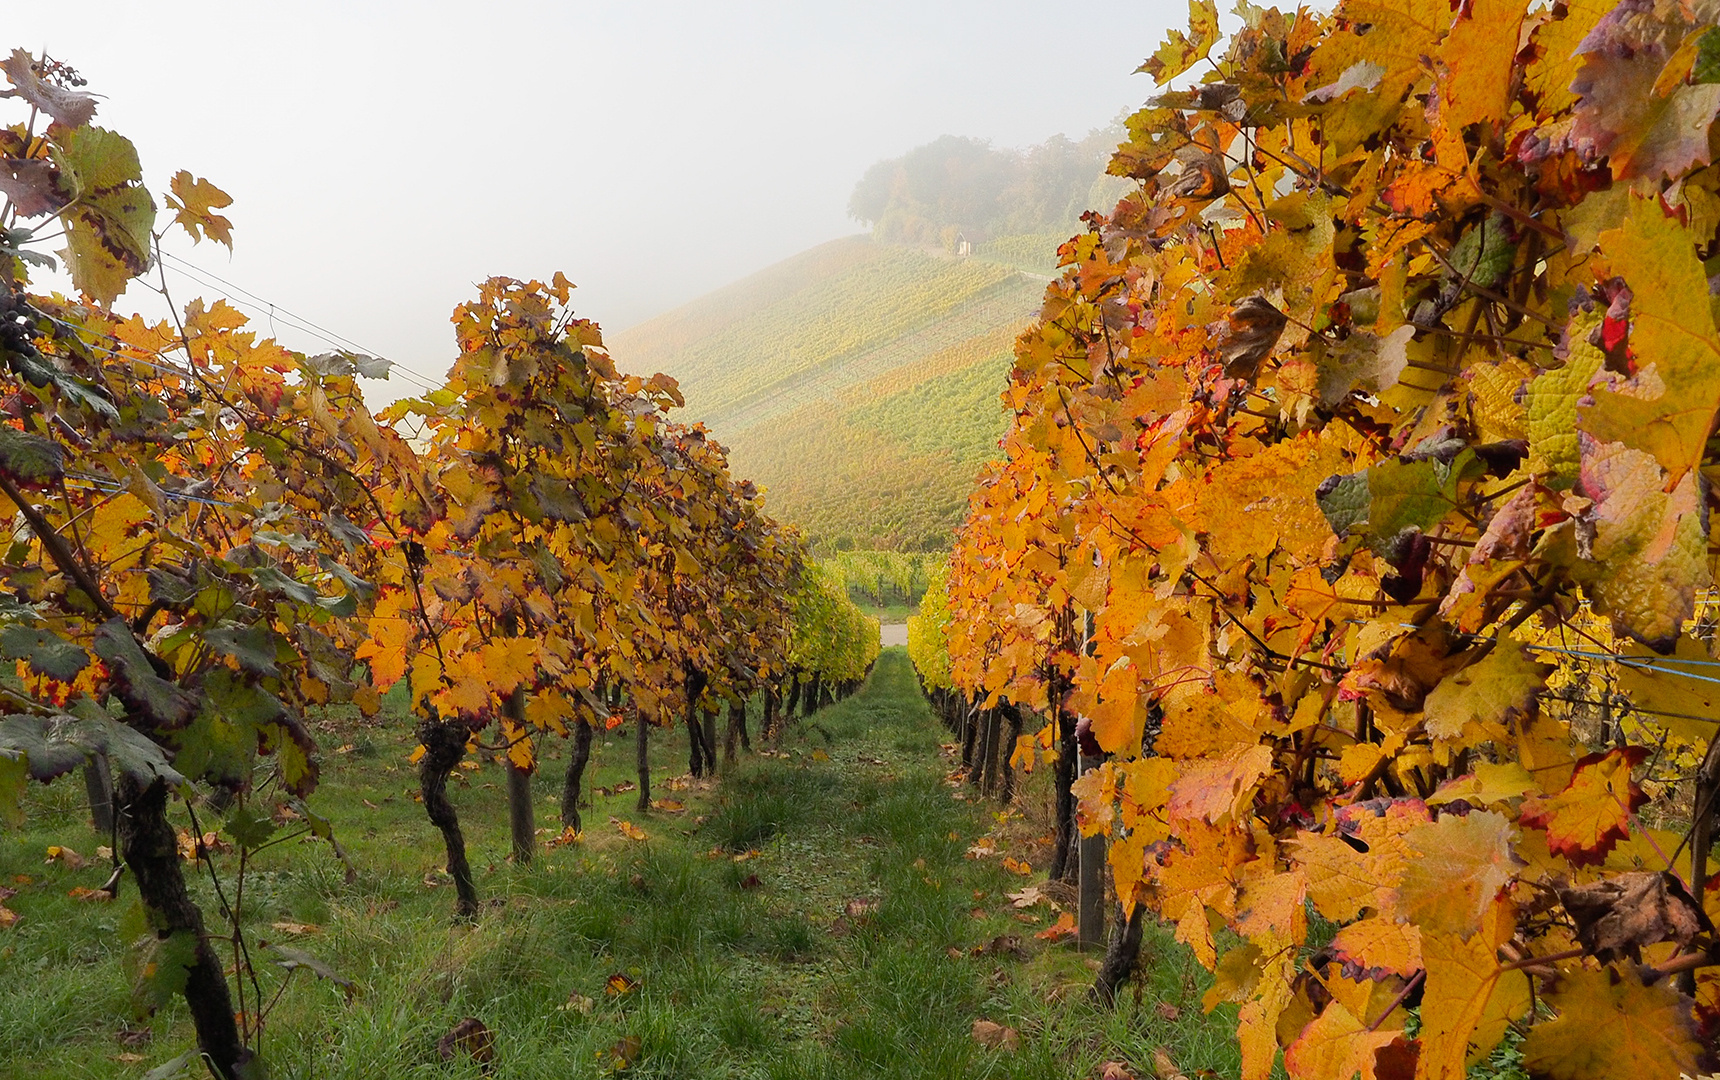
[9,1,1180,399]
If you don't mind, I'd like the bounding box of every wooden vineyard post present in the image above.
[1077,749,1106,949]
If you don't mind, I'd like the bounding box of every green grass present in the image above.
[0,651,1236,1079]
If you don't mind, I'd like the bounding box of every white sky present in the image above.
[12,2,1181,399]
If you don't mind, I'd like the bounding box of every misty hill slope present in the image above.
[612,235,1048,550]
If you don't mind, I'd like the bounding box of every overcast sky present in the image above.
[11,2,1180,397]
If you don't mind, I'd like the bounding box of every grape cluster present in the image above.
[0,289,40,360]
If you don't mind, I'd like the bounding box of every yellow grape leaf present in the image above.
[1523,0,1614,117]
[1584,196,1720,481]
[1166,744,1274,825]
[165,171,234,249]
[1427,761,1537,809]
[1138,0,1220,85]
[505,733,534,771]
[1612,636,1718,744]
[611,817,648,842]
[1568,442,1708,651]
[1418,901,1529,1080]
[1329,916,1423,980]
[351,684,380,718]
[1395,811,1518,939]
[1294,802,1427,923]
[1519,747,1647,866]
[1520,965,1705,1080]
[1001,856,1033,876]
[407,744,427,765]
[1420,641,1551,742]
[524,690,571,736]
[83,492,152,575]
[1526,311,1605,490]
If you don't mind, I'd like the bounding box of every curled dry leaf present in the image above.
[1557,871,1708,963]
[435,1017,495,1066]
[45,845,87,870]
[971,1019,1022,1051]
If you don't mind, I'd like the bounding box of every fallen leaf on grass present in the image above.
[970,907,988,919]
[1155,1002,1180,1021]
[610,817,648,842]
[1007,886,1044,908]
[96,846,112,860]
[561,993,596,1014]
[436,1017,495,1066]
[810,748,831,762]
[601,1033,642,1072]
[46,845,87,869]
[731,849,760,863]
[972,934,1027,960]
[0,905,17,929]
[546,826,584,848]
[269,921,319,935]
[966,839,999,858]
[844,898,879,919]
[605,972,640,997]
[1036,912,1078,942]
[947,946,965,959]
[361,799,380,810]
[1151,1047,1188,1080]
[972,1019,1021,1051]
[650,799,685,813]
[116,1024,152,1048]
[457,761,480,771]
[67,886,112,902]
[1001,857,1033,876]
[112,1053,145,1064]
[1099,1063,1138,1080]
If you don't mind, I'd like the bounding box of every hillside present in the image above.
[613,236,1050,550]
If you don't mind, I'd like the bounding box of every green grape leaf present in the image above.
[93,619,198,729]
[0,624,89,680]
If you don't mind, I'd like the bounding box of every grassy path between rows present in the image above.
[0,649,1237,1079]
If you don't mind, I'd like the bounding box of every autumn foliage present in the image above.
[919,1,1720,1077]
[0,49,873,1077]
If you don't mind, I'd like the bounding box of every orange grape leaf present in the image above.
[650,799,684,813]
[1035,911,1076,941]
[1329,917,1423,980]
[1519,747,1648,866]
[1420,641,1551,742]
[1283,998,1397,1080]
[1167,744,1274,825]
[610,817,648,842]
[165,171,234,249]
[1138,0,1220,85]
[1294,801,1427,923]
[1001,856,1033,876]
[1395,811,1519,939]
[1519,966,1706,1080]
[1436,0,1528,130]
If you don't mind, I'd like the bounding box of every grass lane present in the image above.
[0,649,1237,1078]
